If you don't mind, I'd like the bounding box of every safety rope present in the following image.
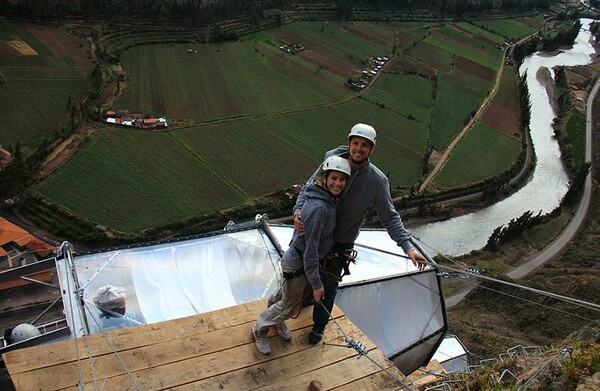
[64,258,97,390]
[316,301,416,391]
[85,304,142,391]
[435,262,600,312]
[450,273,599,324]
[403,236,600,313]
[64,260,85,390]
[62,243,98,391]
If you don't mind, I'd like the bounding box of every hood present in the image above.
[304,182,336,206]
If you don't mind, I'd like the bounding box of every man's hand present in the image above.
[407,249,428,271]
[313,287,325,303]
[294,212,304,233]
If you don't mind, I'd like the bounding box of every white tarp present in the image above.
[430,335,470,373]
[56,229,281,336]
[270,225,447,374]
[56,221,446,374]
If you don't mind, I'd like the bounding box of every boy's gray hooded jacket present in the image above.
[282,182,337,290]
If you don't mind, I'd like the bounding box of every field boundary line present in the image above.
[167,132,248,198]
[420,29,539,193]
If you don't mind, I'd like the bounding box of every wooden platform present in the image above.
[3,300,411,390]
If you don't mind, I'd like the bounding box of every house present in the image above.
[142,118,158,128]
[116,71,126,81]
[0,218,54,289]
[0,218,53,267]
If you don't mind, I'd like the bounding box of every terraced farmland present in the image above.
[433,123,521,188]
[34,16,537,232]
[0,22,93,154]
[36,128,245,232]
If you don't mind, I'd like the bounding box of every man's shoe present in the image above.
[276,322,292,341]
[252,325,271,355]
[308,324,325,345]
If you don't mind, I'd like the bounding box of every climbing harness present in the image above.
[320,248,358,283]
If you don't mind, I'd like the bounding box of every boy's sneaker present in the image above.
[308,324,325,345]
[275,322,292,341]
[252,325,271,355]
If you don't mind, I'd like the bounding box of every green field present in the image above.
[0,22,92,153]
[36,128,245,231]
[426,26,502,71]
[0,23,53,55]
[276,21,391,62]
[32,17,532,232]
[455,21,507,44]
[118,42,349,122]
[362,73,434,122]
[430,74,486,150]
[471,18,541,40]
[36,101,428,231]
[492,67,521,112]
[434,123,521,187]
[407,41,454,73]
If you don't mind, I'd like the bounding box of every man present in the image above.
[294,123,427,344]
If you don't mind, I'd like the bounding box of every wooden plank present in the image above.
[173,320,370,390]
[257,348,406,391]
[4,301,343,374]
[331,369,410,391]
[405,359,447,388]
[68,317,363,391]
[4,303,344,390]
[3,299,268,373]
[24,312,315,390]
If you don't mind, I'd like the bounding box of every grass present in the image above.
[471,18,540,40]
[0,80,89,152]
[491,67,520,112]
[0,22,91,151]
[35,127,245,232]
[407,40,454,74]
[425,26,502,71]
[279,21,391,62]
[434,122,521,187]
[565,110,586,167]
[0,21,53,55]
[117,41,348,122]
[447,67,492,92]
[430,74,486,150]
[362,73,434,122]
[36,17,524,231]
[455,21,507,44]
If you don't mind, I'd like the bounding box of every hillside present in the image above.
[438,61,600,388]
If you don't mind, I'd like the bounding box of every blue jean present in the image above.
[312,274,339,328]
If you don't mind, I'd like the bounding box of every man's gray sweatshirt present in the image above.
[283,183,337,290]
[294,146,413,253]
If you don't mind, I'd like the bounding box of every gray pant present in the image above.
[254,272,306,335]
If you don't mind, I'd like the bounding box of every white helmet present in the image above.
[348,123,377,145]
[323,156,351,176]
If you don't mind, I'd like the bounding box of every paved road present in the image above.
[506,76,598,279]
[447,75,600,307]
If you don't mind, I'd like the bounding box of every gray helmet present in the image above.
[348,123,377,145]
[323,156,351,176]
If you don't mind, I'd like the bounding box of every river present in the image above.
[410,18,597,256]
